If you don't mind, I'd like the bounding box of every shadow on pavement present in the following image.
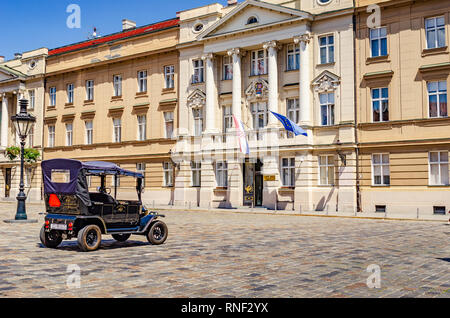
[37,239,150,252]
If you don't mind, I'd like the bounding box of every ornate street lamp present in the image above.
[4,99,37,224]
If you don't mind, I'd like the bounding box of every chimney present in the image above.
[14,53,22,60]
[0,56,4,63]
[122,19,136,31]
[227,0,238,5]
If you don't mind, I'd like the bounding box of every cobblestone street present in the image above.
[0,203,449,298]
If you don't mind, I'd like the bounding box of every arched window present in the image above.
[247,16,258,25]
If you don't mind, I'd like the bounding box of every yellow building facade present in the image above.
[43,19,179,204]
[355,0,450,216]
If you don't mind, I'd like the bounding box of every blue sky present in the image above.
[0,0,228,60]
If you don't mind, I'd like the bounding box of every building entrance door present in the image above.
[5,168,11,198]
[243,159,263,207]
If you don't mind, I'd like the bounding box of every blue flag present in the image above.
[270,111,308,137]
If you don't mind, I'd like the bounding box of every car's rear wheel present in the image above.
[146,221,168,245]
[77,225,102,252]
[40,225,63,249]
[112,234,131,242]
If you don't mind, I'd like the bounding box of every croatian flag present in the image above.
[233,115,250,155]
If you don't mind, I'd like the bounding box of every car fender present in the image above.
[139,215,158,233]
[75,216,107,234]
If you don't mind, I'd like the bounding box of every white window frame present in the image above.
[138,70,147,93]
[164,65,175,89]
[49,87,56,106]
[319,35,334,64]
[286,44,300,71]
[137,115,147,141]
[28,90,35,110]
[223,105,233,133]
[48,125,55,148]
[428,81,447,118]
[425,16,446,49]
[281,157,296,188]
[191,161,201,187]
[65,123,73,147]
[67,84,74,104]
[320,93,335,126]
[429,151,449,186]
[319,155,335,186]
[192,59,204,84]
[215,161,228,188]
[163,162,173,187]
[136,163,146,188]
[113,75,122,97]
[372,87,389,122]
[371,153,390,186]
[223,56,233,80]
[86,80,94,101]
[28,126,34,148]
[85,120,93,145]
[251,49,268,76]
[193,108,203,137]
[164,112,174,139]
[370,27,388,57]
[113,118,122,143]
[251,102,268,130]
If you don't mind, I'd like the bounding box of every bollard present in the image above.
[417,208,419,219]
[275,201,278,213]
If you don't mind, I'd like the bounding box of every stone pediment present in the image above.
[312,70,341,93]
[0,65,25,83]
[187,89,206,108]
[198,0,312,40]
[245,79,269,101]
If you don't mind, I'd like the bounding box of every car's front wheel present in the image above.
[40,225,63,249]
[146,221,168,245]
[112,234,131,242]
[77,225,102,252]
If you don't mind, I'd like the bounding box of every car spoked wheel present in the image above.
[78,225,102,252]
[147,221,168,245]
[40,225,63,249]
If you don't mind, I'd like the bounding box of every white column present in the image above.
[296,33,312,125]
[202,53,217,134]
[227,48,242,120]
[1,94,9,148]
[263,41,279,127]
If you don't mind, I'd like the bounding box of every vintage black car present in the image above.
[40,159,168,252]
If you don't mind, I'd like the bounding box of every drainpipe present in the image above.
[353,7,361,213]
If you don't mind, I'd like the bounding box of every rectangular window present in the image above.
[251,102,268,130]
[320,93,335,126]
[191,161,201,187]
[287,98,300,123]
[372,154,390,186]
[49,87,56,106]
[223,106,233,133]
[426,16,446,49]
[67,84,74,104]
[370,27,388,57]
[164,112,174,139]
[286,44,300,71]
[223,56,233,80]
[28,126,34,148]
[163,162,173,187]
[138,71,147,93]
[375,205,387,213]
[86,80,94,101]
[251,49,267,76]
[281,158,296,187]
[85,121,93,145]
[137,115,147,141]
[319,155,335,186]
[136,163,146,188]
[48,125,55,148]
[429,151,449,186]
[433,206,446,215]
[319,35,334,64]
[428,81,447,118]
[372,88,389,122]
[28,90,35,109]
[65,123,73,147]
[113,75,122,97]
[215,161,228,188]
[164,65,175,89]
[113,118,122,143]
[193,108,203,137]
[192,59,204,84]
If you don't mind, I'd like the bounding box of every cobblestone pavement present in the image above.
[0,203,449,298]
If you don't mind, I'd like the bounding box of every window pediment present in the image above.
[245,79,269,101]
[187,89,206,108]
[312,70,341,93]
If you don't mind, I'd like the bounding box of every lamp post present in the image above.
[4,99,37,224]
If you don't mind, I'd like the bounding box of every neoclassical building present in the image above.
[0,48,47,201]
[355,0,450,216]
[172,0,357,211]
[43,18,180,203]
